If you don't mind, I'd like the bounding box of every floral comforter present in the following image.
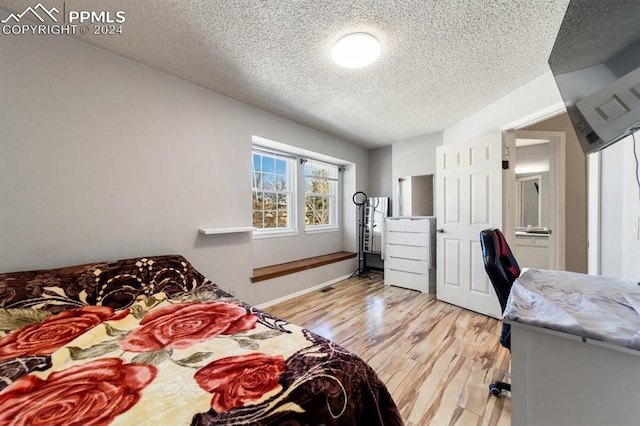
[0,255,402,425]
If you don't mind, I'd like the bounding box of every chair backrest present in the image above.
[479,228,521,313]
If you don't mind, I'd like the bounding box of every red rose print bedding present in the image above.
[0,255,403,425]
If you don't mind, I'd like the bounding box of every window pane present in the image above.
[252,154,261,172]
[275,175,287,191]
[265,210,276,228]
[262,174,275,190]
[252,211,264,228]
[320,197,329,224]
[252,192,263,211]
[318,179,329,194]
[277,211,288,227]
[264,193,276,210]
[277,194,288,210]
[276,159,286,175]
[305,196,315,224]
[305,177,325,194]
[262,156,274,173]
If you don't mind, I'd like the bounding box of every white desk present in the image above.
[505,269,640,426]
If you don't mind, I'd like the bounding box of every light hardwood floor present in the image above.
[266,273,511,426]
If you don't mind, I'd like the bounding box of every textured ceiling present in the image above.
[549,0,640,74]
[0,0,572,148]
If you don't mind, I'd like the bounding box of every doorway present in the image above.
[511,131,566,270]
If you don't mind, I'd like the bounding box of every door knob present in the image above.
[436,228,444,233]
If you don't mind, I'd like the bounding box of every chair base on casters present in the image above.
[489,381,511,396]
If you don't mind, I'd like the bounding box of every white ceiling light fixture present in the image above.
[331,32,381,69]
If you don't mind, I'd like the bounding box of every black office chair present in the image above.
[480,228,521,396]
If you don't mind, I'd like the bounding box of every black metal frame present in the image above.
[350,191,369,278]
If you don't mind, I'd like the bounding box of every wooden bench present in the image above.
[251,251,356,283]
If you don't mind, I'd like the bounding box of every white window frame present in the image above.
[303,159,340,232]
[252,147,298,238]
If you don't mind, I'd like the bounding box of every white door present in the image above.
[436,133,504,318]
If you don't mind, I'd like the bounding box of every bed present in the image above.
[0,255,403,425]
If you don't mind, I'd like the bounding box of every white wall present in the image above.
[443,71,564,144]
[391,132,443,216]
[600,132,640,280]
[599,143,624,277]
[0,31,368,305]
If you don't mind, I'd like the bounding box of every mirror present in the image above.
[517,175,541,227]
[397,175,434,216]
[363,197,389,254]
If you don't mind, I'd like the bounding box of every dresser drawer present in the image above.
[385,256,430,274]
[386,217,432,233]
[386,231,428,246]
[386,243,429,261]
[404,218,430,232]
[385,218,406,232]
[384,269,429,293]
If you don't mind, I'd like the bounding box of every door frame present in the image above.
[510,130,566,270]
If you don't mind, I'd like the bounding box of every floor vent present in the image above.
[320,286,335,293]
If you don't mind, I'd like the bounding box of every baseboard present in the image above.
[254,273,351,310]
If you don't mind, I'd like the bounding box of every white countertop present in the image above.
[515,231,549,237]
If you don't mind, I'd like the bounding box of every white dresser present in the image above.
[384,216,436,293]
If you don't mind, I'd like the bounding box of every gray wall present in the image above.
[0,30,369,305]
[391,132,443,216]
[369,145,392,199]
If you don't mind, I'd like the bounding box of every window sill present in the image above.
[304,226,340,235]
[253,229,300,240]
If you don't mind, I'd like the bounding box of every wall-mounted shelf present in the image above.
[199,226,255,235]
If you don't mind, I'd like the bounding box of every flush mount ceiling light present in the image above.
[331,33,381,69]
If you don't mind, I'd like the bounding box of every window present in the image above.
[251,137,343,237]
[304,160,338,228]
[252,149,296,232]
